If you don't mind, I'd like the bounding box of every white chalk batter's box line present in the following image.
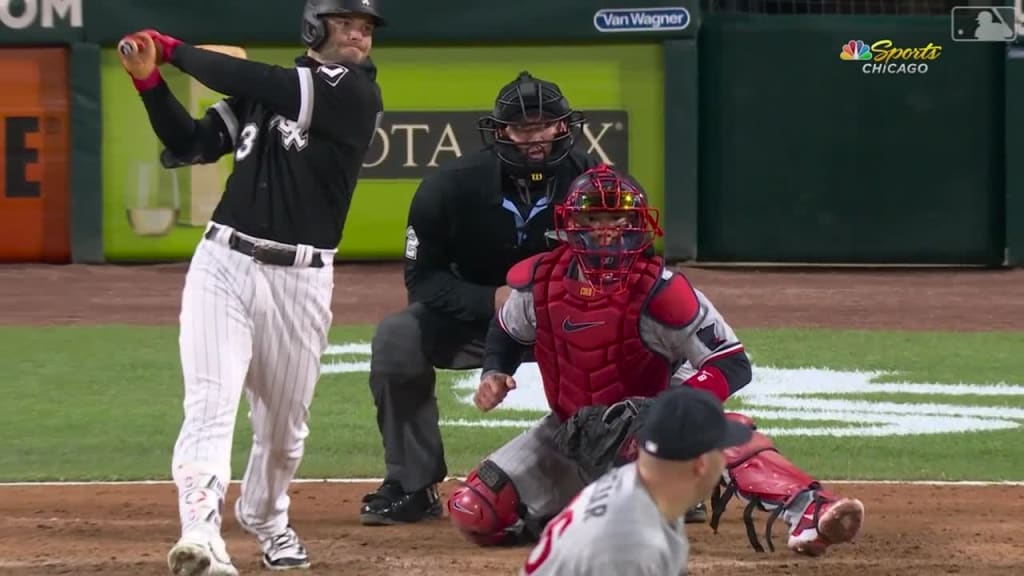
[0,478,1021,487]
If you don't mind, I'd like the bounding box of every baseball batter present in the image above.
[521,386,752,576]
[117,1,384,575]
[448,165,865,558]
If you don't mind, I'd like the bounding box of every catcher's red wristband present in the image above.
[683,366,730,403]
[131,68,162,92]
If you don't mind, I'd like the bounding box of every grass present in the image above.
[1,326,1021,482]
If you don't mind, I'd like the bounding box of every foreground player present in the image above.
[118,1,385,574]
[448,164,865,557]
[521,386,752,575]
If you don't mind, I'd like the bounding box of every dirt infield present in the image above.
[1,262,1023,575]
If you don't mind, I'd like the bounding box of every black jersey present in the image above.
[403,149,599,325]
[142,45,383,249]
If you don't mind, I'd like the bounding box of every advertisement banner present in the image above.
[0,48,70,263]
[361,110,629,179]
[101,44,663,261]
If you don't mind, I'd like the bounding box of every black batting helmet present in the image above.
[302,0,387,50]
[478,71,585,180]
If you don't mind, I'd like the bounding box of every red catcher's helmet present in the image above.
[554,164,663,294]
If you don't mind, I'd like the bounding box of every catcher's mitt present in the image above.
[553,397,654,483]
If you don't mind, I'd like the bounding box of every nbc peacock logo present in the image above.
[839,38,942,75]
[840,40,872,61]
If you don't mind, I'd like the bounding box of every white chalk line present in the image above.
[0,477,1021,487]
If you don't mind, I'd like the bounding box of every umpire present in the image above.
[360,71,601,525]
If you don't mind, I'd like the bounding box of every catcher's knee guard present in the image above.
[711,412,839,554]
[447,460,523,547]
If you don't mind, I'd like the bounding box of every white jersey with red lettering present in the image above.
[520,463,689,576]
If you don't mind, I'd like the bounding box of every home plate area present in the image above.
[0,480,1020,575]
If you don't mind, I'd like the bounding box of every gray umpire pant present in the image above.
[368,302,495,493]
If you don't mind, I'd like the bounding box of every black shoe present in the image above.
[685,501,708,524]
[359,483,442,525]
[361,479,402,504]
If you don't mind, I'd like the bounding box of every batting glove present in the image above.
[138,28,183,64]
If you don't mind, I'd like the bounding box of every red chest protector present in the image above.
[508,246,689,421]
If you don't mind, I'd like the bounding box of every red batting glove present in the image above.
[131,68,163,92]
[139,28,183,64]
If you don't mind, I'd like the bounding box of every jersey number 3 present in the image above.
[235,123,259,161]
[522,508,574,574]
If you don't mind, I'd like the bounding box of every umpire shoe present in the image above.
[788,497,865,557]
[359,481,442,525]
[167,535,239,576]
[684,501,708,524]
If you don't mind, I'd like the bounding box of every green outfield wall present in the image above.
[697,15,1007,264]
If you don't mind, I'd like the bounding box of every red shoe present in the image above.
[787,497,865,556]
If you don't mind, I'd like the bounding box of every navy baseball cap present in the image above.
[637,386,752,461]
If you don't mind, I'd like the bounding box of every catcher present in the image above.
[447,164,865,557]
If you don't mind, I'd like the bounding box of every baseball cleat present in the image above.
[167,537,238,576]
[788,497,865,557]
[261,527,311,571]
[235,500,311,570]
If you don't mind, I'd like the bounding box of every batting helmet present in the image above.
[302,0,387,51]
[478,71,585,180]
[554,164,663,294]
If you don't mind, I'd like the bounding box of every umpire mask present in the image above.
[478,71,585,182]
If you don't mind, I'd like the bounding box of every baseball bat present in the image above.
[118,40,246,59]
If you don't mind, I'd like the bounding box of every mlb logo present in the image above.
[950,6,1018,42]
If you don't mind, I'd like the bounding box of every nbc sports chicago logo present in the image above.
[840,39,942,74]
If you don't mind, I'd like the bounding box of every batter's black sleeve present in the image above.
[404,175,497,324]
[138,79,235,164]
[482,315,529,376]
[170,44,381,144]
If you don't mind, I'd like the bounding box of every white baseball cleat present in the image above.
[167,536,239,576]
[235,499,311,570]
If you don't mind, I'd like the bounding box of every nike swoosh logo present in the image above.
[562,317,606,333]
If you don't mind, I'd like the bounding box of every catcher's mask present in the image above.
[302,0,386,51]
[554,164,663,294]
[478,71,585,181]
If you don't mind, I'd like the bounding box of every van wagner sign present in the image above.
[360,110,629,179]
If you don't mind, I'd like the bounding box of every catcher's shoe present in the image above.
[787,497,865,557]
[167,535,239,576]
[360,483,442,525]
[684,501,708,524]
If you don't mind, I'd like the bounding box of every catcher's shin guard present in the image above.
[447,460,525,547]
[710,413,864,555]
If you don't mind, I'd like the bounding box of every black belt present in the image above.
[205,225,325,268]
